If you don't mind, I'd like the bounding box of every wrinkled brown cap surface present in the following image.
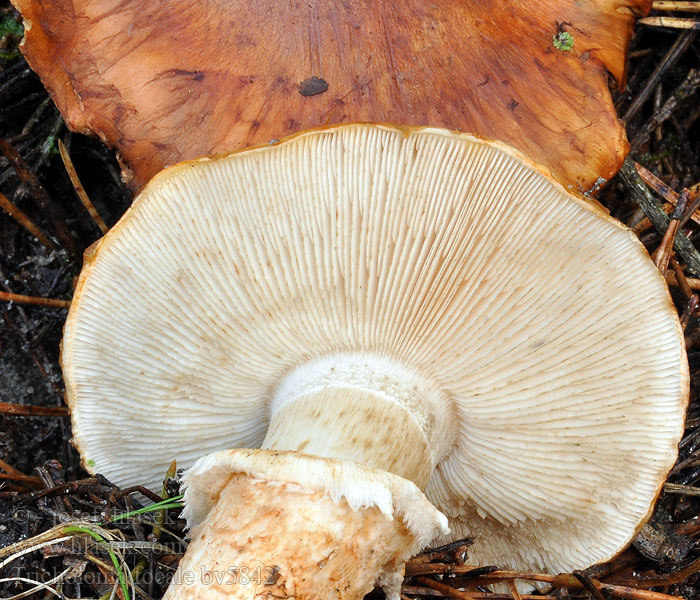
[13,0,650,191]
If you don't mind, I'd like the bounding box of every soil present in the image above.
[0,3,130,479]
[0,3,699,600]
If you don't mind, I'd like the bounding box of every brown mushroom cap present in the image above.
[13,0,649,191]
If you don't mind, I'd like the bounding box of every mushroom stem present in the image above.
[165,354,453,600]
[263,353,451,489]
[167,451,448,600]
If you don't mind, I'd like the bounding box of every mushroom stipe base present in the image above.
[173,449,448,600]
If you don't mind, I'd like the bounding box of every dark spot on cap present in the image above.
[172,69,204,82]
[299,76,329,96]
[509,99,519,111]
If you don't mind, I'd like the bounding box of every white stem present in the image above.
[263,353,452,488]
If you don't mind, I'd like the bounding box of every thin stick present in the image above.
[670,258,695,299]
[622,30,696,121]
[667,270,700,290]
[2,567,72,600]
[415,577,478,600]
[0,459,43,489]
[653,1,700,10]
[0,472,44,487]
[20,97,53,138]
[402,588,544,600]
[0,401,69,417]
[573,570,608,600]
[619,157,700,276]
[629,48,655,59]
[19,477,112,502]
[680,294,699,330]
[635,163,700,226]
[0,137,77,255]
[58,138,109,234]
[0,458,29,479]
[654,192,687,274]
[111,485,164,505]
[680,192,700,228]
[401,585,547,600]
[639,16,700,29]
[508,582,523,600]
[463,571,685,600]
[0,573,68,600]
[664,482,700,496]
[0,290,71,309]
[655,223,679,274]
[407,564,494,577]
[0,190,56,249]
[631,69,700,152]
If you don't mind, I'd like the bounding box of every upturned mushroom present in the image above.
[12,0,650,191]
[62,124,687,600]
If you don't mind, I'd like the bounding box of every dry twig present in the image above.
[619,158,700,275]
[623,31,697,121]
[0,402,69,417]
[0,190,55,249]
[0,290,70,309]
[631,69,700,152]
[0,138,77,255]
[58,138,109,235]
[639,16,700,29]
[653,1,700,10]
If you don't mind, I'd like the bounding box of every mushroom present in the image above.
[62,124,687,600]
[12,0,650,191]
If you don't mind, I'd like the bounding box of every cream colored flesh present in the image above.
[171,450,448,600]
[165,476,419,600]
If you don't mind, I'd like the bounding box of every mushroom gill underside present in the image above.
[61,125,687,599]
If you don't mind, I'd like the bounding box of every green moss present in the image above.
[552,31,574,52]
[0,17,23,37]
[0,17,23,60]
[44,136,60,156]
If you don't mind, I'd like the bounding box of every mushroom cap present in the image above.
[62,124,687,574]
[13,0,650,191]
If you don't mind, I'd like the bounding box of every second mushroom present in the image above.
[62,125,687,600]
